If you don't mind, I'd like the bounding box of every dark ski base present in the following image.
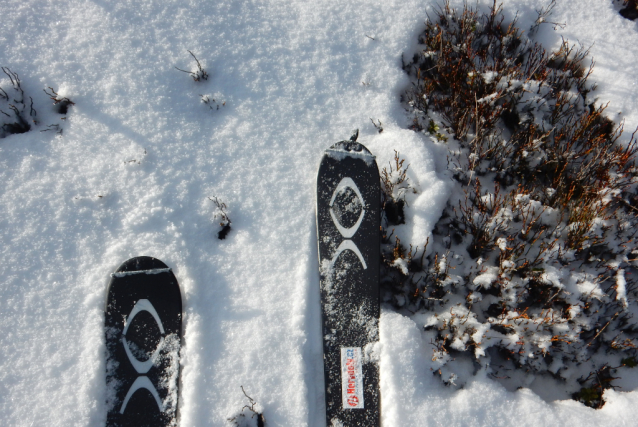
[105,257,182,427]
[316,133,380,427]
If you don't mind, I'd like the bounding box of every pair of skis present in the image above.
[104,132,380,427]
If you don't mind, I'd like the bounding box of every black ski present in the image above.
[316,131,380,427]
[105,256,182,427]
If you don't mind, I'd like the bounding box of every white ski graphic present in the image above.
[328,177,367,269]
[120,376,164,414]
[120,299,165,414]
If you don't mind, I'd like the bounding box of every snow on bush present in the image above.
[0,68,37,138]
[383,0,638,408]
[209,196,232,239]
[0,67,74,137]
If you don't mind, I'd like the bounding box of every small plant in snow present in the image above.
[40,86,74,135]
[43,86,74,115]
[209,196,232,239]
[175,50,209,82]
[380,150,412,226]
[370,117,383,133]
[392,0,638,408]
[200,94,226,111]
[0,67,37,139]
[528,0,565,35]
[227,386,265,427]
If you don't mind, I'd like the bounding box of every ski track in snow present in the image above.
[0,0,637,425]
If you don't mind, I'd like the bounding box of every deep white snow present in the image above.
[0,0,637,426]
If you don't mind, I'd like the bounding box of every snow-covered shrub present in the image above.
[388,0,638,408]
[209,196,232,239]
[40,86,74,135]
[43,86,74,115]
[0,68,37,138]
[0,69,74,138]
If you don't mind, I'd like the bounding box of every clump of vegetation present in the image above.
[1,69,75,138]
[176,50,209,82]
[389,0,638,407]
[176,51,228,113]
[40,86,74,135]
[209,196,232,239]
[200,94,226,111]
[43,86,74,115]
[227,386,265,427]
[0,67,37,138]
[618,0,638,20]
[381,150,412,227]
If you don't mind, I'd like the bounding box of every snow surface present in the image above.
[0,0,637,425]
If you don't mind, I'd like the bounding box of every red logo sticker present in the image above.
[341,347,364,409]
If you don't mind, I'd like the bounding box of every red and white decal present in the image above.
[341,347,364,409]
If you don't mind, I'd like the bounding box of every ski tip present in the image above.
[325,139,376,167]
[114,256,170,273]
[326,140,374,157]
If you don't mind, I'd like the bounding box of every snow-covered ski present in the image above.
[105,256,182,427]
[316,131,380,427]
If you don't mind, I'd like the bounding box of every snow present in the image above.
[380,311,638,427]
[0,0,637,426]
